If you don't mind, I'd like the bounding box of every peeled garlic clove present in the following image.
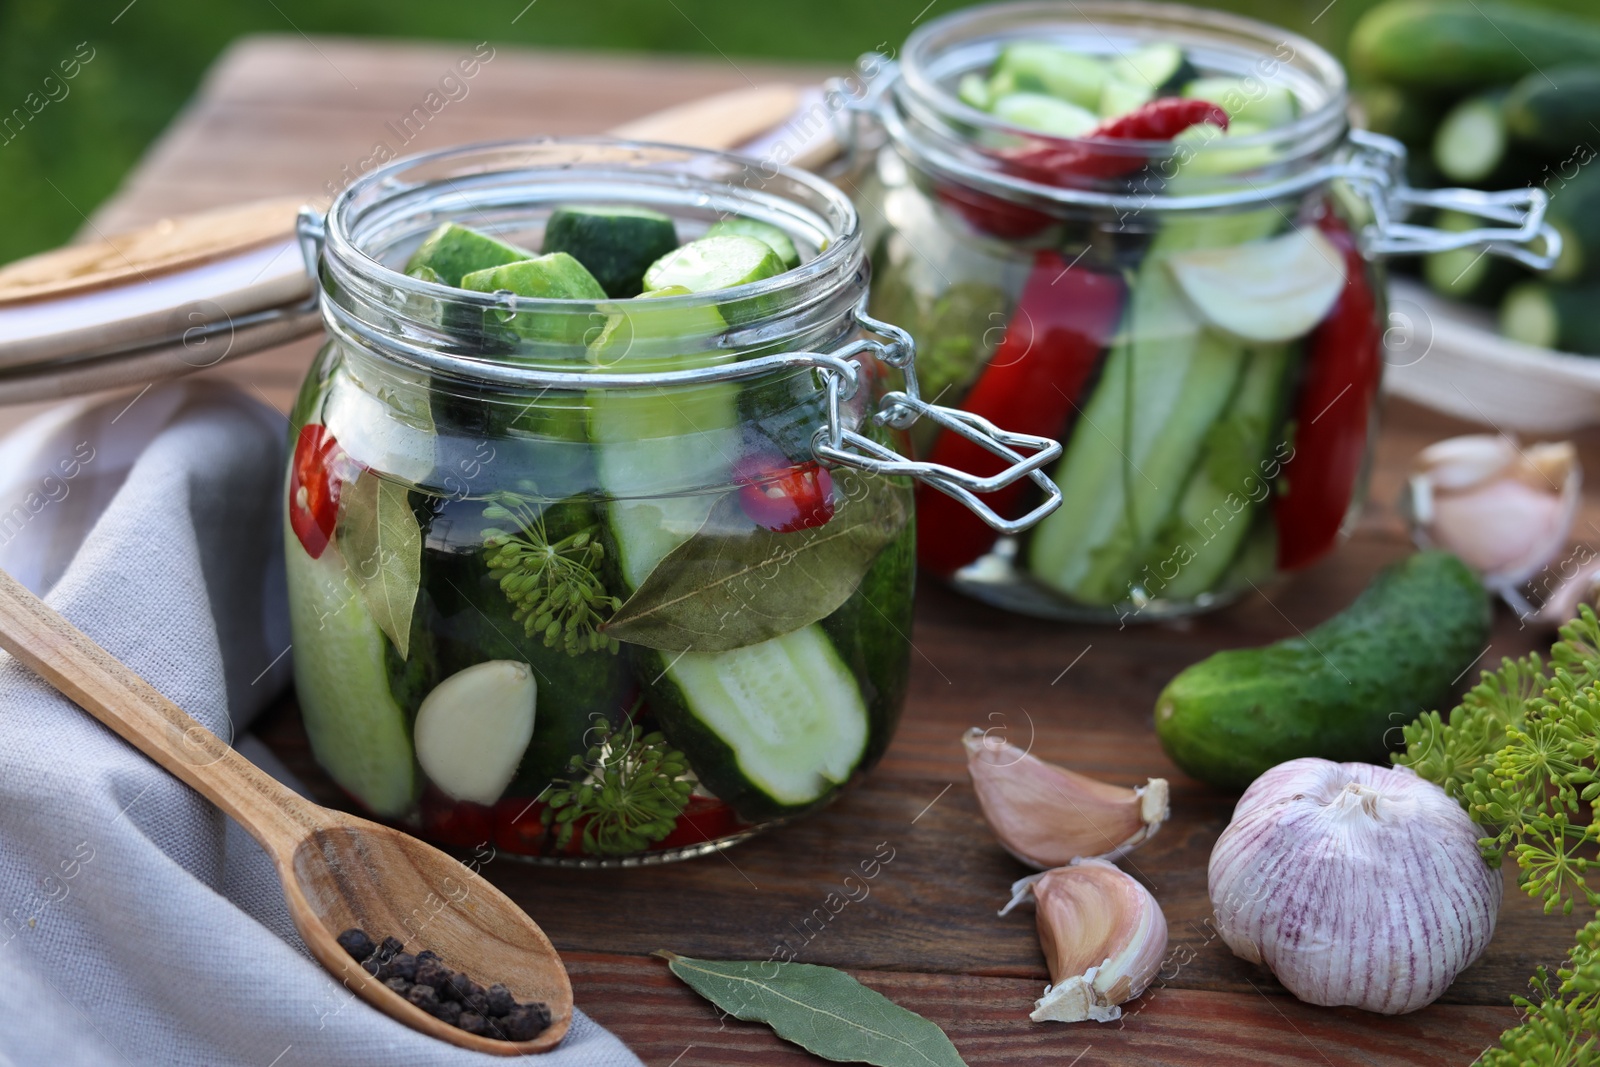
[1532,566,1600,628]
[1209,758,1500,1015]
[963,728,1168,869]
[1405,434,1580,589]
[1007,860,1169,1024]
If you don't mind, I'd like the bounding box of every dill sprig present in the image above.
[1395,607,1600,1062]
[481,491,620,656]
[542,718,694,856]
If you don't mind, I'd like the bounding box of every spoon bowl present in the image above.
[0,567,571,1054]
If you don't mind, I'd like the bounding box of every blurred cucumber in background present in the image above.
[2,0,1595,268]
[1349,0,1600,352]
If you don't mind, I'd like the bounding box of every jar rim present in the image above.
[319,136,865,383]
[889,0,1350,209]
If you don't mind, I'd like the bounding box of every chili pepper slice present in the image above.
[653,796,743,851]
[734,454,835,533]
[917,251,1127,575]
[288,423,354,560]
[1002,97,1229,185]
[1274,214,1383,571]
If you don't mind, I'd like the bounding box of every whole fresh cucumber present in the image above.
[1506,65,1600,152]
[1350,0,1600,90]
[1155,551,1490,790]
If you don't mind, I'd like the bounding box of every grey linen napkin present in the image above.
[0,381,642,1067]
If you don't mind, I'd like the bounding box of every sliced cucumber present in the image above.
[1165,227,1346,344]
[1183,77,1297,128]
[1110,43,1195,94]
[405,222,532,288]
[1098,76,1154,119]
[461,252,607,300]
[1500,280,1600,354]
[643,235,785,294]
[541,204,680,298]
[413,660,537,805]
[1173,121,1278,177]
[958,72,993,111]
[1423,210,1519,305]
[992,91,1100,137]
[1432,93,1508,184]
[587,299,870,818]
[286,525,416,817]
[705,216,801,271]
[991,42,1108,110]
[655,628,870,816]
[1147,341,1295,600]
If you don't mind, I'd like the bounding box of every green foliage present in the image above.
[481,491,620,655]
[1396,608,1600,1061]
[542,717,693,855]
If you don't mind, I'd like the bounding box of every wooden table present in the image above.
[63,35,1592,1066]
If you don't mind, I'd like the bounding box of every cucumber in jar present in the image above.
[585,273,877,823]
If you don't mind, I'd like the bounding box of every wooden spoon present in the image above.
[0,567,571,1055]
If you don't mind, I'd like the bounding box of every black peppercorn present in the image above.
[500,1003,551,1041]
[384,977,412,997]
[406,984,440,1014]
[414,958,451,992]
[336,928,375,963]
[435,1000,462,1026]
[376,936,405,962]
[457,1012,490,1036]
[484,983,515,1017]
[442,972,483,1003]
[415,949,440,966]
[381,952,418,983]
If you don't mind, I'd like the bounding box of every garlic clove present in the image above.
[1405,434,1580,590]
[1532,566,1600,628]
[1006,859,1169,1024]
[963,728,1169,869]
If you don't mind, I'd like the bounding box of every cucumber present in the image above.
[1024,208,1283,604]
[1431,92,1508,184]
[1142,342,1294,601]
[1352,85,1446,148]
[992,91,1100,137]
[1154,551,1491,789]
[1350,0,1600,90]
[462,252,608,347]
[1423,210,1520,305]
[285,521,417,817]
[1172,121,1279,178]
[586,301,871,821]
[704,217,800,271]
[1098,76,1154,119]
[1182,77,1297,128]
[1506,65,1600,152]
[1109,42,1195,96]
[958,72,993,111]
[1541,161,1600,283]
[1500,280,1600,354]
[643,235,785,295]
[405,222,533,288]
[540,204,680,298]
[990,43,1108,110]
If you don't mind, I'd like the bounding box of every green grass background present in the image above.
[0,0,1591,264]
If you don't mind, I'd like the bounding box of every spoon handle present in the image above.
[0,567,316,849]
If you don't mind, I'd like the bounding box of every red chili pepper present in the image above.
[493,796,551,855]
[734,454,835,533]
[1003,97,1229,185]
[917,251,1126,575]
[1274,215,1382,571]
[288,424,354,559]
[934,183,1056,241]
[653,795,743,851]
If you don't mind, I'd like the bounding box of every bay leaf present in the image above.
[604,469,908,652]
[658,952,968,1067]
[337,471,422,659]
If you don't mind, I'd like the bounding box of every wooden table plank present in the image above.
[66,34,1593,1066]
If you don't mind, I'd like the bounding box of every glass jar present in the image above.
[843,0,1557,623]
[284,139,1059,865]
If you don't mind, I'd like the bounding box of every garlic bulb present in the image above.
[1002,860,1168,1023]
[1209,759,1501,1015]
[963,728,1169,869]
[1405,433,1580,591]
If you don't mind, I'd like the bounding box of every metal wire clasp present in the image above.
[811,301,1063,535]
[1340,129,1561,270]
